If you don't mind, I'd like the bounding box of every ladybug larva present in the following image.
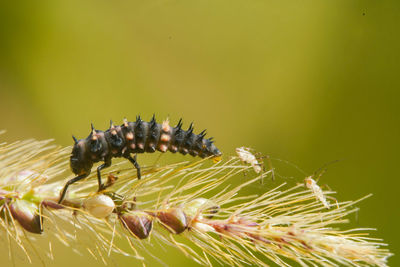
[58,115,222,204]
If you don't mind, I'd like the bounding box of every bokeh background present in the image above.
[0,1,399,266]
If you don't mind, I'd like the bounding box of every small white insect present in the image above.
[304,176,330,209]
[236,147,262,173]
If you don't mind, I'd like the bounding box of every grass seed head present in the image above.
[0,135,393,266]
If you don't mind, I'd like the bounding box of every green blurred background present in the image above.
[0,1,398,266]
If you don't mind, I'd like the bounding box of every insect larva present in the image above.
[58,116,222,204]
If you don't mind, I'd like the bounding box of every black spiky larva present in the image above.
[58,116,222,204]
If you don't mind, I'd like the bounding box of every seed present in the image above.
[120,211,153,239]
[157,208,187,234]
[83,194,115,218]
[183,198,220,220]
[9,199,43,234]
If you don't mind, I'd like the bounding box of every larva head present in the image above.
[70,136,93,175]
[210,144,222,157]
[204,138,222,161]
[210,144,222,162]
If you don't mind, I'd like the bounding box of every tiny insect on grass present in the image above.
[236,147,263,174]
[302,160,341,209]
[235,147,275,183]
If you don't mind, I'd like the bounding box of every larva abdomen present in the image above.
[75,116,221,166]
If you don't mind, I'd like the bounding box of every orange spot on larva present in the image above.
[148,143,156,151]
[162,119,170,132]
[160,134,170,142]
[126,132,134,140]
[159,144,168,152]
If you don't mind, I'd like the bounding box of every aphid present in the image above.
[58,116,222,204]
[236,147,262,173]
[303,160,341,209]
[304,176,330,209]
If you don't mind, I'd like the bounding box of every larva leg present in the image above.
[58,173,89,204]
[126,154,141,179]
[97,159,112,191]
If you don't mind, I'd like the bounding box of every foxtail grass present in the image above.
[0,135,392,266]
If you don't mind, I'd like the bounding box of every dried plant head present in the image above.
[0,134,392,266]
